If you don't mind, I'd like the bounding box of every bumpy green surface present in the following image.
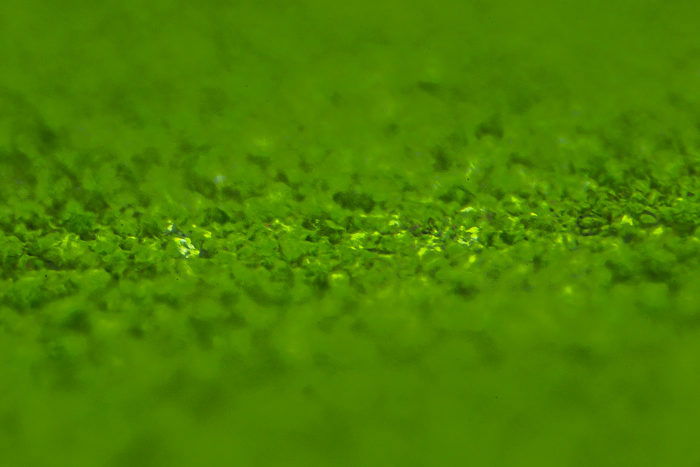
[1,1,700,465]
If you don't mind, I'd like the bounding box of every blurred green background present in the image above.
[1,0,700,465]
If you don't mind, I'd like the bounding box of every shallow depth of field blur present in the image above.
[1,1,700,465]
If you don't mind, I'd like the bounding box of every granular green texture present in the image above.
[1,1,700,466]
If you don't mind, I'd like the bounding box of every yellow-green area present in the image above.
[1,0,700,466]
